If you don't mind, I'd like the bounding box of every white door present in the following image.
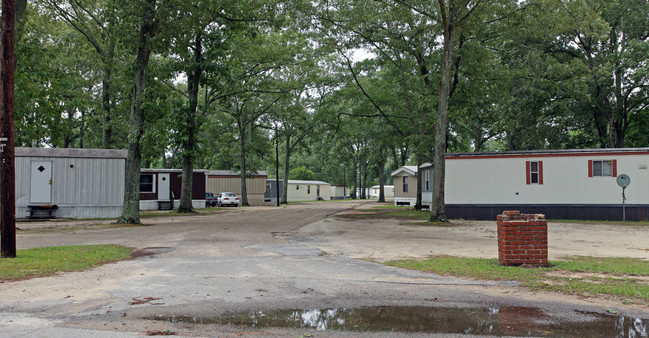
[30,161,52,204]
[158,173,170,200]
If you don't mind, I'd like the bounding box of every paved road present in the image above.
[1,201,648,337]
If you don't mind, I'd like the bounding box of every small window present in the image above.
[307,185,311,194]
[140,174,154,193]
[588,160,617,177]
[593,160,612,176]
[403,176,408,193]
[296,185,299,190]
[526,161,543,185]
[530,161,539,184]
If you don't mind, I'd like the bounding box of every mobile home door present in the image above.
[30,161,52,203]
[158,173,171,200]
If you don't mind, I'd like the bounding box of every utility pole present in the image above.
[1,0,17,258]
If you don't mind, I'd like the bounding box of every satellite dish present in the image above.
[616,174,630,188]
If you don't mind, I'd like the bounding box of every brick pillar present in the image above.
[497,210,548,266]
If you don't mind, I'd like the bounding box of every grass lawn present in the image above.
[386,256,649,303]
[0,245,133,281]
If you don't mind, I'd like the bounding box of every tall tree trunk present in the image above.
[117,0,157,224]
[79,109,85,148]
[390,146,399,170]
[281,133,291,204]
[101,41,115,148]
[357,162,362,199]
[179,31,202,213]
[378,165,385,203]
[377,143,387,203]
[430,0,458,223]
[350,159,357,199]
[361,162,368,199]
[238,123,249,206]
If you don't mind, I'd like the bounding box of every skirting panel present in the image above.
[446,204,649,221]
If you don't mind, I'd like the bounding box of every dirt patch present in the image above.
[130,247,174,259]
[546,271,649,284]
[294,205,649,263]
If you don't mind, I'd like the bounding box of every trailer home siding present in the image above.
[392,166,418,206]
[206,171,267,205]
[330,185,349,200]
[443,149,649,220]
[139,169,207,210]
[287,180,332,201]
[15,147,127,218]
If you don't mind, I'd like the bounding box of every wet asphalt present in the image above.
[1,201,648,337]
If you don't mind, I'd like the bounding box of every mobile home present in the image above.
[264,179,283,204]
[391,166,418,206]
[206,170,267,205]
[421,148,649,221]
[139,169,207,210]
[287,180,332,201]
[16,147,127,219]
[330,184,349,200]
[370,185,394,199]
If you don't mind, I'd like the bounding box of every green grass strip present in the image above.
[0,245,133,281]
[385,256,649,302]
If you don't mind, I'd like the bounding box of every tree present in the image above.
[289,166,316,180]
[383,0,482,221]
[545,0,649,148]
[117,0,160,224]
[42,0,122,148]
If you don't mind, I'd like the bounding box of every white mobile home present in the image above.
[330,184,349,200]
[370,185,394,199]
[391,166,418,206]
[420,148,649,221]
[287,180,332,201]
[15,147,127,219]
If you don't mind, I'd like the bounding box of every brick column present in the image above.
[497,210,548,266]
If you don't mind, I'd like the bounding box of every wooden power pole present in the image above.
[1,0,17,258]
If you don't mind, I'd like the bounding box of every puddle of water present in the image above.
[151,306,648,336]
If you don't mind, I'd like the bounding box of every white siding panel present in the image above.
[50,157,125,205]
[15,155,125,218]
[287,183,331,201]
[15,157,31,206]
[445,154,649,205]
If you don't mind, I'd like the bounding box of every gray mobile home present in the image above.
[15,147,127,219]
[264,179,283,204]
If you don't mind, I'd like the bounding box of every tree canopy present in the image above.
[11,0,649,221]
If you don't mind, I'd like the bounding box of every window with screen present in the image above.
[588,160,616,177]
[140,174,154,193]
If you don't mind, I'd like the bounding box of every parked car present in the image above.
[216,192,240,207]
[205,192,218,207]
